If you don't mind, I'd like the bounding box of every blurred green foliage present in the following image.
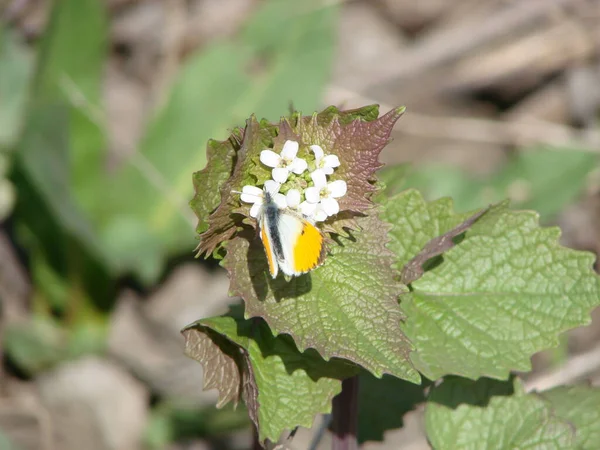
[1,0,599,446]
[380,147,598,220]
[2,0,339,444]
[145,403,250,449]
[0,25,31,220]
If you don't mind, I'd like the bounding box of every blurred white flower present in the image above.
[310,144,340,175]
[260,140,308,183]
[240,180,286,218]
[304,169,347,217]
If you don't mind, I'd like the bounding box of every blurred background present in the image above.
[0,0,599,449]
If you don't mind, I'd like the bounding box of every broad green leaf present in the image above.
[426,378,575,450]
[400,206,488,285]
[0,26,33,149]
[182,307,354,443]
[543,385,600,449]
[15,105,108,265]
[357,371,427,443]
[382,190,600,380]
[103,0,337,281]
[12,0,111,271]
[381,189,473,272]
[30,0,108,213]
[224,212,418,382]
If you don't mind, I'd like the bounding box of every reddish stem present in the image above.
[331,376,359,450]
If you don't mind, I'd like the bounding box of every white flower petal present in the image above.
[272,167,290,183]
[304,186,321,204]
[273,193,287,209]
[264,180,281,194]
[323,154,340,169]
[323,167,334,175]
[321,197,340,216]
[250,202,262,218]
[280,140,299,160]
[299,201,317,216]
[310,169,327,189]
[314,208,328,222]
[327,180,347,198]
[290,157,308,174]
[286,189,301,208]
[310,144,324,161]
[260,149,281,168]
[241,193,260,204]
[240,185,263,203]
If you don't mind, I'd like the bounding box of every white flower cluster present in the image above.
[240,140,347,222]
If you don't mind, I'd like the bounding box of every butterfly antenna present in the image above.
[230,189,263,200]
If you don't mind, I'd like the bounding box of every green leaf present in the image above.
[224,211,419,382]
[425,378,575,450]
[382,189,600,380]
[382,189,474,272]
[181,306,353,443]
[401,206,489,285]
[4,318,66,374]
[12,0,111,270]
[427,376,516,408]
[0,26,33,149]
[543,385,600,449]
[15,105,108,265]
[104,0,338,281]
[31,0,108,214]
[357,371,427,443]
[376,163,410,200]
[190,130,243,236]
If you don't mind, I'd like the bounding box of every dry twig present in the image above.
[326,85,600,152]
[362,0,588,90]
[524,344,600,392]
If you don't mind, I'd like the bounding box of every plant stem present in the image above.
[331,375,359,450]
[251,425,263,450]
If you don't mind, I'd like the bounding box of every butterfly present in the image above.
[239,186,326,278]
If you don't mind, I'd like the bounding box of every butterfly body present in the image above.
[258,191,325,278]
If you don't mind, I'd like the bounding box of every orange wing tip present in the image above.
[292,221,325,274]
